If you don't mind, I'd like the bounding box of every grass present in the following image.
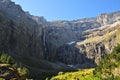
[116,31,120,44]
[50,68,101,80]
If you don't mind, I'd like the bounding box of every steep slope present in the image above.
[0,0,43,58]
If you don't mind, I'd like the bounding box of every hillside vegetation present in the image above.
[50,68,101,80]
[0,53,29,80]
[50,44,120,80]
[94,44,120,80]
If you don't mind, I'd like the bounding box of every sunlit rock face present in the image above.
[49,22,120,67]
[39,11,120,68]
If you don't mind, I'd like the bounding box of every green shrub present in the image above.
[18,67,29,77]
[0,53,14,64]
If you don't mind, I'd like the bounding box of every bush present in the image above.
[113,44,120,53]
[0,53,14,64]
[18,67,29,77]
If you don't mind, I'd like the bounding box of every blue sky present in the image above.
[11,0,120,21]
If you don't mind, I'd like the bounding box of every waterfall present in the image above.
[42,28,48,60]
[43,29,47,51]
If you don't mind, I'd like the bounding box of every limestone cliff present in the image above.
[55,23,120,68]
[41,11,120,67]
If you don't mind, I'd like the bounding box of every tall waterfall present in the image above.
[42,28,48,60]
[43,29,47,51]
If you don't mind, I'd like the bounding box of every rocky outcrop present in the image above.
[25,11,47,25]
[31,16,47,25]
[0,0,26,19]
[97,11,120,25]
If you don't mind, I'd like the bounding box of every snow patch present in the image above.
[67,65,74,67]
[67,41,76,45]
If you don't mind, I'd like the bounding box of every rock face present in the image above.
[97,11,120,25]
[56,42,105,65]
[31,16,47,25]
[0,0,26,19]
[0,0,44,59]
[37,11,120,68]
[26,12,47,25]
[52,23,120,66]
